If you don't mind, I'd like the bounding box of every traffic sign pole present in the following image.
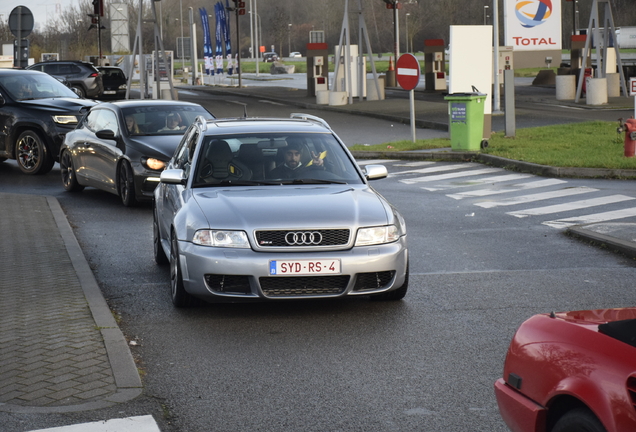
[396,53,421,143]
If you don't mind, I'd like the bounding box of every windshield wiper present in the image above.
[217,180,282,186]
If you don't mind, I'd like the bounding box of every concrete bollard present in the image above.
[555,75,576,100]
[316,90,329,105]
[606,73,620,98]
[366,77,385,101]
[328,91,347,106]
[586,78,607,105]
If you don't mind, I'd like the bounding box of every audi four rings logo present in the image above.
[285,231,322,245]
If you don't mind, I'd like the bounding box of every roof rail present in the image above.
[194,115,208,132]
[290,113,331,130]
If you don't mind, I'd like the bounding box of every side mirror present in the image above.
[363,164,388,181]
[160,169,187,185]
[95,129,116,140]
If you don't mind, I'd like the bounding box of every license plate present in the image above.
[103,90,116,94]
[269,259,341,276]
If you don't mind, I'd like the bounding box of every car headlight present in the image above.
[141,157,167,171]
[355,225,400,246]
[118,84,127,90]
[192,230,250,248]
[53,115,79,125]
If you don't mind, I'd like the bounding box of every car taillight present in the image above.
[90,73,99,77]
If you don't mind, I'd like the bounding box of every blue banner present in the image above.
[199,8,213,75]
[214,2,223,74]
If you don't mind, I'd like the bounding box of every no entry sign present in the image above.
[396,53,421,91]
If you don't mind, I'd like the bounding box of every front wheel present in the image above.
[551,408,606,432]
[60,150,85,192]
[170,233,195,307]
[71,85,86,98]
[153,208,168,266]
[118,160,137,207]
[15,130,54,175]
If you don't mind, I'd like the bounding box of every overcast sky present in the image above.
[1,0,78,29]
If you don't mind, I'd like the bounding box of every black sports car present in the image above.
[60,100,214,206]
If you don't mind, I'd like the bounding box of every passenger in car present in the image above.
[159,113,185,131]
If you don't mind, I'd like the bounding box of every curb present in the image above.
[566,224,636,259]
[0,197,142,414]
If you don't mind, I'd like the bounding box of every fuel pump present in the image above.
[314,56,328,92]
[424,39,446,91]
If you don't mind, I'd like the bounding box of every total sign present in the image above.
[504,0,562,51]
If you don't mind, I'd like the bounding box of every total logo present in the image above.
[515,0,553,28]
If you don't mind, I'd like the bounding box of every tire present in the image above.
[552,407,607,432]
[71,85,86,98]
[60,150,85,192]
[118,160,137,207]
[15,130,55,175]
[370,263,409,301]
[153,207,169,266]
[170,232,195,307]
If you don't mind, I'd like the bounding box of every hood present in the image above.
[128,135,184,160]
[20,97,97,113]
[192,185,390,230]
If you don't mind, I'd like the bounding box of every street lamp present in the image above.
[483,5,489,25]
[180,0,184,70]
[288,23,292,57]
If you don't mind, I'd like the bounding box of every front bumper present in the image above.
[177,237,408,301]
[494,378,546,432]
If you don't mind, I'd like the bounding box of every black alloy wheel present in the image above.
[60,150,85,192]
[118,160,137,207]
[15,130,54,175]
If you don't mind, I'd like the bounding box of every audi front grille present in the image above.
[255,229,350,247]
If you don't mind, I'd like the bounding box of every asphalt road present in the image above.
[2,91,636,432]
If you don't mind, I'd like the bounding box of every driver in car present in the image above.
[268,139,324,179]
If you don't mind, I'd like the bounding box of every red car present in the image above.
[495,308,636,432]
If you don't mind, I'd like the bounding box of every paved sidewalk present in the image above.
[0,193,141,414]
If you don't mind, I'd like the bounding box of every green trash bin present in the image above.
[444,92,487,151]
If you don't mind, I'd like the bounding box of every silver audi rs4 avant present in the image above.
[153,114,408,307]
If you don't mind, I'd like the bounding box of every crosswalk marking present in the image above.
[399,168,501,183]
[447,178,567,200]
[357,159,398,165]
[27,415,161,432]
[475,187,599,208]
[395,163,469,181]
[507,195,635,218]
[422,173,533,191]
[544,207,636,229]
[376,160,636,230]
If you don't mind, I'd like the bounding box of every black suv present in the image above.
[0,69,97,175]
[27,60,104,99]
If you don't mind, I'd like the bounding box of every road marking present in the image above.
[447,178,567,200]
[27,415,161,432]
[397,164,475,182]
[258,100,287,106]
[543,207,636,229]
[508,195,635,218]
[421,173,533,191]
[356,159,399,165]
[398,168,501,183]
[392,161,437,167]
[476,187,599,208]
[228,100,247,106]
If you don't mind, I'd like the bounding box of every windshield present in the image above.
[122,105,213,136]
[192,132,363,187]
[0,73,79,101]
